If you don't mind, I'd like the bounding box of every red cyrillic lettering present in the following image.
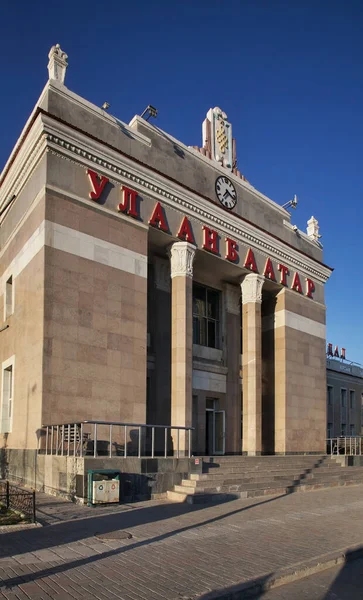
[244,248,258,272]
[278,263,289,286]
[291,272,302,294]
[177,217,195,243]
[306,278,315,299]
[149,201,169,232]
[225,238,238,262]
[202,226,219,254]
[118,186,139,218]
[87,169,109,201]
[263,257,276,281]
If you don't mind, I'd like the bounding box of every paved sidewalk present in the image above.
[1,485,363,599]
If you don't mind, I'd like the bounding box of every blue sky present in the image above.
[1,0,362,362]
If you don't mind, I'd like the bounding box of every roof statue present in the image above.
[306,216,321,242]
[47,44,68,84]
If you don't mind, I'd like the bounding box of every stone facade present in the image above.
[0,46,334,492]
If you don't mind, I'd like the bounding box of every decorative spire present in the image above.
[47,44,68,84]
[306,216,321,241]
[202,107,233,170]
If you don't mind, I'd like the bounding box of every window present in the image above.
[327,423,333,438]
[341,423,346,436]
[1,359,14,433]
[341,389,347,408]
[349,390,355,410]
[327,386,333,406]
[350,424,355,436]
[193,284,220,348]
[5,276,13,319]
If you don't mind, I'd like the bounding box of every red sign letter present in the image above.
[291,272,302,294]
[327,343,333,356]
[263,257,276,281]
[278,263,289,286]
[118,186,139,218]
[202,226,219,254]
[87,169,109,201]
[306,278,315,299]
[225,238,238,262]
[341,348,346,359]
[334,345,340,358]
[149,202,169,232]
[177,217,195,243]
[244,248,258,272]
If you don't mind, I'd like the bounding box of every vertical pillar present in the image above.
[241,273,264,456]
[169,242,196,456]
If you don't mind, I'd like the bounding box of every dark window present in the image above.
[350,390,355,410]
[193,284,220,348]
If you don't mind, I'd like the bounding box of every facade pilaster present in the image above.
[274,288,327,454]
[169,242,196,456]
[241,273,264,456]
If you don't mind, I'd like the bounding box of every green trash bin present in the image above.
[87,469,120,506]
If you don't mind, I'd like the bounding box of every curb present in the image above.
[0,522,42,533]
[201,544,363,599]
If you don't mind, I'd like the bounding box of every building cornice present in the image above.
[1,109,333,283]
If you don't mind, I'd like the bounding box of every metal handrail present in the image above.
[326,436,363,456]
[40,421,194,458]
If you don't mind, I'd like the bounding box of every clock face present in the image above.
[215,176,237,209]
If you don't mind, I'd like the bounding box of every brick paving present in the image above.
[1,485,363,599]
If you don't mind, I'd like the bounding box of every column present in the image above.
[241,273,264,455]
[169,241,196,456]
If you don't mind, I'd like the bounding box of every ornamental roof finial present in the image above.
[306,216,321,241]
[47,44,68,84]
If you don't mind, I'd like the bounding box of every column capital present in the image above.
[241,273,264,305]
[168,242,196,279]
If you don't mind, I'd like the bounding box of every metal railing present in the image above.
[0,480,36,522]
[40,421,194,458]
[327,437,363,456]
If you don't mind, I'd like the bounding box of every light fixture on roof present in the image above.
[140,105,158,121]
[282,194,298,210]
[101,102,110,110]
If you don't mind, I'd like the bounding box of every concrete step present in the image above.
[170,478,363,504]
[201,463,335,474]
[183,472,363,488]
[202,455,327,462]
[191,467,363,481]
[176,473,363,495]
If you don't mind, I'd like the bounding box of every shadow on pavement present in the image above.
[322,552,363,600]
[198,546,363,599]
[0,493,285,589]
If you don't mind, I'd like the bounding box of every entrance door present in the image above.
[205,407,225,455]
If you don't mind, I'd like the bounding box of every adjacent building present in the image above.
[326,351,363,439]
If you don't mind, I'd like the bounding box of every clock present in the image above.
[215,176,237,209]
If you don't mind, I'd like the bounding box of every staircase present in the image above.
[167,455,363,504]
